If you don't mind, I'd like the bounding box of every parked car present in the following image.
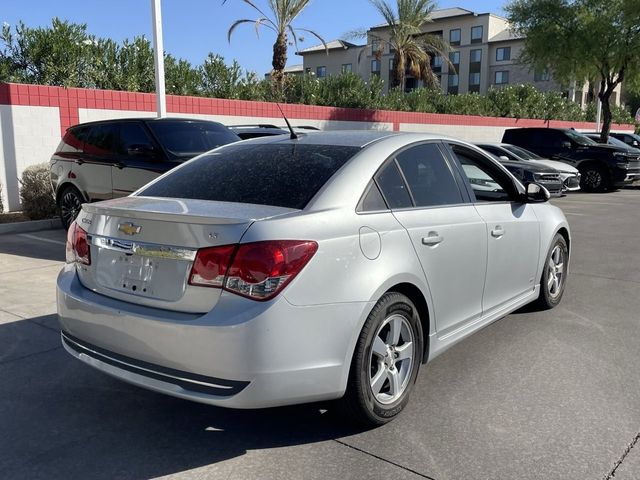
[584,133,640,154]
[50,118,241,228]
[476,143,581,192]
[502,128,640,192]
[499,160,565,197]
[609,132,640,149]
[229,124,320,140]
[58,131,570,426]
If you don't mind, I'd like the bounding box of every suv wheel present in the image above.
[580,164,610,192]
[341,292,423,426]
[58,185,84,230]
[535,234,568,310]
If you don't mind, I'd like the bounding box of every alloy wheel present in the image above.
[368,313,414,405]
[583,169,602,190]
[60,190,82,228]
[547,245,565,299]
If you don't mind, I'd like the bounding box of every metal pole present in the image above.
[595,97,602,132]
[151,0,166,118]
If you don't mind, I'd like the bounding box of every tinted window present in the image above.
[450,144,513,202]
[375,161,412,209]
[357,181,388,212]
[118,123,154,154]
[396,144,463,207]
[147,122,240,159]
[84,124,118,156]
[140,143,359,209]
[60,126,88,153]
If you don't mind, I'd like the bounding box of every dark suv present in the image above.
[502,128,640,192]
[50,118,240,228]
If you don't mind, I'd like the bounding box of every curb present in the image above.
[0,218,62,235]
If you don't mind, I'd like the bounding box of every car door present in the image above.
[379,142,488,335]
[446,142,540,315]
[111,122,167,197]
[75,124,115,201]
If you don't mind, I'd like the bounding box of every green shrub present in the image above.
[19,163,57,220]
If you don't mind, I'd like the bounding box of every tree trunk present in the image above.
[396,54,406,92]
[271,32,288,87]
[598,83,616,142]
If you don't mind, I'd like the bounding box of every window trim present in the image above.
[316,66,327,78]
[470,48,482,64]
[341,63,353,74]
[496,47,511,62]
[494,70,509,85]
[449,28,461,45]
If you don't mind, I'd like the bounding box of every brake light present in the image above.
[65,222,91,265]
[189,240,318,301]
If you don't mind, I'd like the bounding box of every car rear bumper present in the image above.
[57,266,372,408]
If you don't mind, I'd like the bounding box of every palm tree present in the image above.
[360,0,451,91]
[226,0,326,85]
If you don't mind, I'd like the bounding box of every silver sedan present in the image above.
[57,131,570,426]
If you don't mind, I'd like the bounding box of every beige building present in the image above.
[297,7,621,106]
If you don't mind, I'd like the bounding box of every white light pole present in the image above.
[595,97,602,132]
[151,0,166,117]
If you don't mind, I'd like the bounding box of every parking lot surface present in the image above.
[1,190,639,480]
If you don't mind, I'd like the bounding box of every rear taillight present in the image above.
[65,222,91,265]
[189,240,318,301]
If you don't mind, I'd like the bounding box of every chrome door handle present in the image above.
[491,226,505,238]
[422,231,443,246]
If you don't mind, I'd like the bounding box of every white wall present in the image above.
[0,105,60,211]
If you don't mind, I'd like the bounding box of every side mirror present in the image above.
[525,182,550,202]
[632,140,639,147]
[127,143,156,157]
[499,155,510,161]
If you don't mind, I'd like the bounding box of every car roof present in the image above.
[233,130,457,148]
[68,117,228,129]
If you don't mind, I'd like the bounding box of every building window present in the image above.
[389,58,395,71]
[495,71,509,84]
[534,69,550,82]
[470,49,482,63]
[496,47,511,61]
[371,37,381,54]
[371,59,381,76]
[449,51,460,65]
[471,26,483,43]
[316,66,326,78]
[469,72,481,86]
[341,63,352,74]
[432,55,443,68]
[448,74,459,87]
[449,28,461,45]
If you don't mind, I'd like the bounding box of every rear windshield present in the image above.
[139,143,361,209]
[147,121,240,159]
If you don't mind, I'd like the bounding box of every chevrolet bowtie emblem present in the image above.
[118,222,142,236]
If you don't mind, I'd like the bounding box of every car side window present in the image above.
[375,160,413,209]
[449,144,515,202]
[60,126,88,153]
[357,181,388,212]
[395,143,464,207]
[84,124,118,157]
[118,123,156,157]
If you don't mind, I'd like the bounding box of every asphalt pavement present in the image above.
[1,190,639,480]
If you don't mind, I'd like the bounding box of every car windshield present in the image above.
[564,129,596,146]
[606,136,632,149]
[503,144,542,160]
[147,121,240,159]
[139,143,361,209]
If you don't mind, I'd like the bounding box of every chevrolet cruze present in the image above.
[57,131,570,425]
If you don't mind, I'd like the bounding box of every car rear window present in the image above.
[147,121,240,159]
[139,143,361,209]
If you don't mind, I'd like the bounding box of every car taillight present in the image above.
[65,222,91,265]
[189,240,318,301]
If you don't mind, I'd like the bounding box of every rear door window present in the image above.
[60,126,88,153]
[375,161,413,209]
[140,143,360,209]
[395,143,464,207]
[84,124,118,158]
[147,121,240,159]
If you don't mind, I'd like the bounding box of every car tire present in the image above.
[579,164,610,192]
[340,292,423,426]
[535,234,569,310]
[58,185,84,230]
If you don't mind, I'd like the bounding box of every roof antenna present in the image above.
[276,103,298,140]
